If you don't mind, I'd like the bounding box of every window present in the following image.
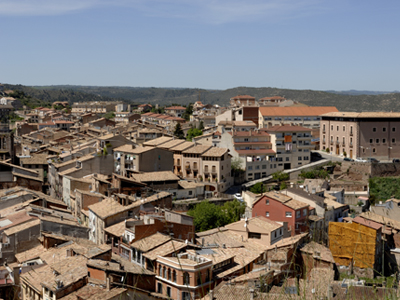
[376,139,379,143]
[248,166,252,170]
[157,283,163,294]
[249,232,261,239]
[266,212,269,217]
[183,272,190,285]
[393,127,396,132]
[298,157,302,160]
[173,270,177,282]
[383,127,386,132]
[189,191,192,196]
[383,138,386,143]
[343,126,345,131]
[393,138,396,143]
[331,125,333,130]
[167,287,171,298]
[197,272,202,285]
[266,199,269,205]
[303,208,307,216]
[337,126,339,131]
[205,269,210,282]
[286,212,292,217]
[296,211,301,218]
[370,139,373,143]
[373,148,376,153]
[182,292,191,300]
[373,128,376,132]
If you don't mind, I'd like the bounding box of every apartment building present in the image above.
[266,125,313,170]
[71,101,120,115]
[219,129,276,181]
[320,112,400,160]
[258,106,338,129]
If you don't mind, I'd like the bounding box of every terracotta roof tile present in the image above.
[259,106,338,116]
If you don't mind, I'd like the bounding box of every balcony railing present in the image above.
[350,132,353,136]
[185,165,191,170]
[349,143,353,148]
[330,141,334,145]
[192,164,198,170]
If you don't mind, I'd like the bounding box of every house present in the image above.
[320,111,400,160]
[299,241,337,279]
[113,145,173,177]
[164,106,186,118]
[252,191,311,236]
[137,104,152,113]
[230,95,257,108]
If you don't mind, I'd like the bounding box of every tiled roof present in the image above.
[283,199,309,210]
[259,106,338,116]
[114,145,153,154]
[201,147,228,157]
[182,144,211,154]
[300,241,335,263]
[322,111,400,118]
[232,130,270,137]
[130,232,171,252]
[157,139,185,149]
[131,171,180,182]
[168,141,195,152]
[352,216,383,230]
[143,136,173,146]
[143,240,187,261]
[165,106,186,110]
[3,219,40,236]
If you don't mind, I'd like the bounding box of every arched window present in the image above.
[183,272,190,285]
[173,270,177,282]
[164,267,167,278]
[159,266,162,277]
[168,268,171,281]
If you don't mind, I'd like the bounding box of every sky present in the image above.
[2,0,400,91]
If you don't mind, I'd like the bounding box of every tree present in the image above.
[272,171,289,182]
[187,201,225,232]
[104,112,115,119]
[187,200,245,232]
[231,157,243,171]
[198,121,204,130]
[182,103,193,121]
[186,128,202,141]
[249,182,266,194]
[173,123,184,139]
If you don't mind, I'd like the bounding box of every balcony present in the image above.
[322,140,326,144]
[185,165,191,170]
[174,160,181,166]
[211,167,217,174]
[192,164,198,170]
[204,168,209,173]
[330,141,334,145]
[350,132,353,136]
[342,142,345,146]
[349,143,353,148]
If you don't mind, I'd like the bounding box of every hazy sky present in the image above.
[2,0,400,91]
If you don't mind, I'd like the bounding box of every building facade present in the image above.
[320,112,400,160]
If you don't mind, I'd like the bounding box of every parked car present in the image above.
[367,158,379,163]
[343,157,354,162]
[393,159,400,163]
[234,193,244,202]
[355,157,367,162]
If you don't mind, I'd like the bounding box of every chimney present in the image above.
[106,277,111,291]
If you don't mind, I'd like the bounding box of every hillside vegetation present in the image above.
[4,84,400,112]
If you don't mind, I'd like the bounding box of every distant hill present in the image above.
[325,90,400,96]
[3,84,400,112]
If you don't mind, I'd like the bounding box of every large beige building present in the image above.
[71,101,120,115]
[258,106,338,129]
[320,112,400,160]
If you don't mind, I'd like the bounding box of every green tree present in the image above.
[173,123,184,139]
[272,171,289,182]
[222,200,246,224]
[198,121,204,130]
[187,200,245,232]
[187,201,225,232]
[249,182,266,194]
[103,112,115,119]
[182,103,193,121]
[186,128,203,141]
[280,182,287,190]
[231,157,243,171]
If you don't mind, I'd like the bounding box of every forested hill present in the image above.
[4,84,400,112]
